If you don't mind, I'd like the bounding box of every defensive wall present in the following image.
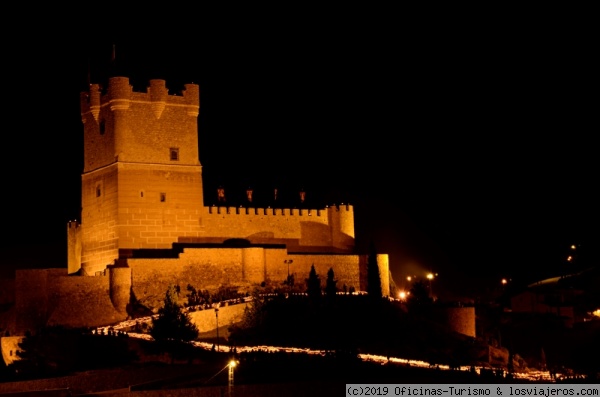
[13,268,129,334]
[7,240,388,334]
[1,336,23,366]
[71,202,355,276]
[67,221,82,275]
[127,245,388,310]
[441,306,476,338]
[198,203,355,251]
[188,302,248,333]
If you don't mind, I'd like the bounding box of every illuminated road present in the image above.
[96,315,560,383]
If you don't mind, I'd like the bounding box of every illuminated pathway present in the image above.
[96,316,560,383]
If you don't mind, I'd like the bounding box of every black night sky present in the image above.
[1,13,598,298]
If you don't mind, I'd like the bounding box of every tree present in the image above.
[151,285,199,343]
[228,288,268,345]
[282,274,295,288]
[325,267,337,298]
[367,241,382,299]
[406,280,433,315]
[305,264,321,299]
[186,284,199,307]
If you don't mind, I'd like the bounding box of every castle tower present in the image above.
[77,77,202,275]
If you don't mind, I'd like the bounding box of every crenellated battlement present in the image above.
[80,77,200,122]
[207,203,353,216]
[196,203,355,253]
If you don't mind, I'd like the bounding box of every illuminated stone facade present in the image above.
[8,75,390,334]
[72,76,358,276]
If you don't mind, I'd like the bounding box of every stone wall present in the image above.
[129,251,247,311]
[109,267,132,314]
[14,269,126,333]
[443,306,476,338]
[128,247,371,312]
[47,271,126,329]
[188,302,248,333]
[198,205,355,252]
[10,243,388,333]
[1,336,23,366]
[80,164,120,274]
[15,269,51,333]
[265,253,364,292]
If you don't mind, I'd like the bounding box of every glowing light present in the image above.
[398,291,407,300]
[229,360,237,368]
[593,309,600,317]
[501,278,508,285]
[103,330,570,383]
[406,276,412,282]
[427,273,434,280]
[567,255,573,262]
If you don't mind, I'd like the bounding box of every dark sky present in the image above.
[1,16,598,297]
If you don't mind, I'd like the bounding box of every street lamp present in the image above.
[426,273,434,299]
[228,359,237,397]
[214,307,219,352]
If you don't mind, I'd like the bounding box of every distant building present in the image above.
[510,268,600,328]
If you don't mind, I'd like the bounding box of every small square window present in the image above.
[170,148,179,161]
[160,193,166,202]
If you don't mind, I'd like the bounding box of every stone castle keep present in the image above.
[7,74,391,334]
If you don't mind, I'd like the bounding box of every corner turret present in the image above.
[183,83,200,116]
[149,79,168,119]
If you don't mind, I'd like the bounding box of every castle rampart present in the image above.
[109,266,132,314]
[1,337,23,366]
[67,220,82,274]
[188,303,247,333]
[15,269,51,334]
[376,254,391,297]
[195,204,355,252]
[47,272,125,329]
[433,306,476,338]
[14,268,128,334]
[126,245,386,311]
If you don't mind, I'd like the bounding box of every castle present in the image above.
[5,74,391,335]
